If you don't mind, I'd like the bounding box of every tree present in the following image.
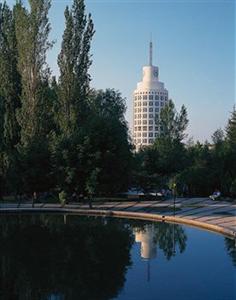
[0,2,21,196]
[57,0,94,134]
[211,128,224,145]
[225,107,236,193]
[15,0,53,144]
[153,100,188,181]
[226,107,236,147]
[14,0,54,194]
[176,142,212,196]
[87,89,133,194]
[133,100,189,192]
[156,99,188,142]
[154,100,188,172]
[52,0,95,195]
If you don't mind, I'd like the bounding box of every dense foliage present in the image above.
[0,0,132,200]
[133,102,236,197]
[0,0,235,200]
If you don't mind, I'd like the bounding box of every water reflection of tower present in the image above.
[134,224,157,281]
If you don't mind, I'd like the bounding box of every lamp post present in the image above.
[172,182,176,217]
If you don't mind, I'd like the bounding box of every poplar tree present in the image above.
[14,0,54,194]
[57,0,94,134]
[53,0,94,193]
[14,0,53,144]
[0,2,21,195]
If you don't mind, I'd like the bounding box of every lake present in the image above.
[0,214,235,300]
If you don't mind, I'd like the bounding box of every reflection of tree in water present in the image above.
[0,215,133,300]
[225,237,236,267]
[154,222,187,260]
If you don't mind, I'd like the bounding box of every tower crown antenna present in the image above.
[149,36,153,66]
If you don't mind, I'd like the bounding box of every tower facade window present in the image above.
[132,41,170,150]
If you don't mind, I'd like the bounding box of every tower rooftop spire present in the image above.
[149,36,153,66]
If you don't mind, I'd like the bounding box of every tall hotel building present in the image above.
[133,41,169,150]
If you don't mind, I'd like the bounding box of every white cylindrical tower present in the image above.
[133,41,169,150]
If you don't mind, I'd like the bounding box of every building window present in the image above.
[149,114,153,118]
[161,102,164,107]
[143,126,147,131]
[143,108,147,112]
[149,126,153,131]
[149,102,153,106]
[165,96,168,101]
[155,102,159,106]
[155,126,159,131]
[143,132,147,137]
[149,120,153,125]
[137,139,141,143]
[143,102,147,106]
[138,126,141,131]
[149,139,154,144]
[155,108,159,112]
[155,133,158,137]
[149,132,153,137]
[149,108,153,112]
[143,139,147,143]
[149,95,153,100]
[143,120,147,125]
[161,96,163,101]
[155,95,159,100]
[143,114,147,118]
[143,95,147,100]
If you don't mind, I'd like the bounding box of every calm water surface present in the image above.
[0,214,235,300]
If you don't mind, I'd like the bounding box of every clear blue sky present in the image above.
[7,0,236,142]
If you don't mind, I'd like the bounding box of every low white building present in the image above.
[133,41,169,150]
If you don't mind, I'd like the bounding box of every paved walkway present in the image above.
[1,197,236,239]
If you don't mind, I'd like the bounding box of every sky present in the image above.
[6,0,236,142]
